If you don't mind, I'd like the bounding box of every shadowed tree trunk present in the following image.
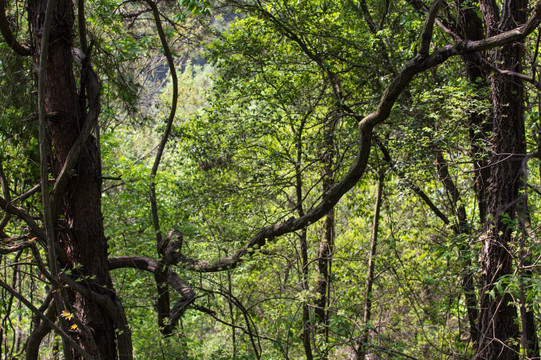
[28,0,118,357]
[476,1,531,359]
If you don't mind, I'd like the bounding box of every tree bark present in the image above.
[477,1,529,359]
[28,0,117,357]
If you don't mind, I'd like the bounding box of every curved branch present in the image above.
[0,0,30,56]
[145,0,179,243]
[143,0,179,335]
[172,0,541,273]
[0,240,34,254]
[0,197,46,244]
[108,256,195,329]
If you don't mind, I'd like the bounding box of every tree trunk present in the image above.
[315,119,336,358]
[355,170,383,360]
[476,1,528,359]
[457,0,492,227]
[294,118,314,360]
[28,0,118,357]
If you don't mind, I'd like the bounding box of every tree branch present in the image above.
[0,240,34,254]
[143,0,180,335]
[419,0,443,56]
[108,256,195,330]
[378,142,450,225]
[0,0,30,55]
[145,0,179,244]
[0,196,46,244]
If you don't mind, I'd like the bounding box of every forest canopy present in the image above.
[2,0,541,359]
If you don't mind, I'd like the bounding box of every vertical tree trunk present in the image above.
[476,1,528,359]
[457,0,491,227]
[294,119,314,360]
[355,170,384,360]
[315,209,333,354]
[455,4,488,348]
[299,228,314,360]
[315,120,336,358]
[433,147,480,349]
[28,0,117,357]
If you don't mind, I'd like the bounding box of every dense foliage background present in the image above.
[2,0,541,359]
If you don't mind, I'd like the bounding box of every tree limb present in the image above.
[0,0,30,55]
[145,0,179,244]
[0,197,46,244]
[378,142,450,225]
[143,0,180,335]
[419,0,443,56]
[108,256,195,330]
[0,240,34,254]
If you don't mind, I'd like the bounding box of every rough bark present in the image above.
[27,0,117,356]
[477,1,529,359]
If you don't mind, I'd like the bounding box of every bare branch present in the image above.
[0,240,34,254]
[143,0,180,335]
[0,197,46,243]
[12,182,42,203]
[0,0,30,55]
[419,0,443,56]
[108,256,195,329]
[479,54,541,90]
[145,0,179,243]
